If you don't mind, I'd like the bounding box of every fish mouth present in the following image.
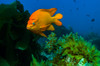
[26,26,31,30]
[26,25,31,30]
[26,27,29,30]
[26,26,34,30]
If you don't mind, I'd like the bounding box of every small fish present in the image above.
[26,8,63,37]
[91,18,95,22]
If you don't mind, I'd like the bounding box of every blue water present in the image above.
[1,0,100,36]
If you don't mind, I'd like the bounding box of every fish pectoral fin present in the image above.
[40,25,47,31]
[47,25,55,31]
[40,33,47,37]
[40,8,57,16]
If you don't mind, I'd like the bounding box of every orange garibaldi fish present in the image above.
[26,8,63,37]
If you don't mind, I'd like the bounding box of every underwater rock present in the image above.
[92,38,100,50]
[53,24,74,37]
[37,37,47,47]
[85,32,100,43]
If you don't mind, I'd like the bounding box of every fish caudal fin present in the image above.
[54,13,63,19]
[54,13,63,26]
[54,20,62,26]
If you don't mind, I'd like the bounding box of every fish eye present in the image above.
[32,22,35,25]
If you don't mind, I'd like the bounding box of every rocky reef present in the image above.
[31,32,100,66]
[0,1,100,66]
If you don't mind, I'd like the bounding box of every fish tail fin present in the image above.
[54,13,63,19]
[53,13,63,26]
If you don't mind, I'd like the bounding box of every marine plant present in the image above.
[45,32,100,66]
[30,54,52,66]
[31,32,100,66]
[0,1,41,66]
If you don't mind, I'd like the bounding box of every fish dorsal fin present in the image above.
[47,25,55,31]
[40,8,57,16]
